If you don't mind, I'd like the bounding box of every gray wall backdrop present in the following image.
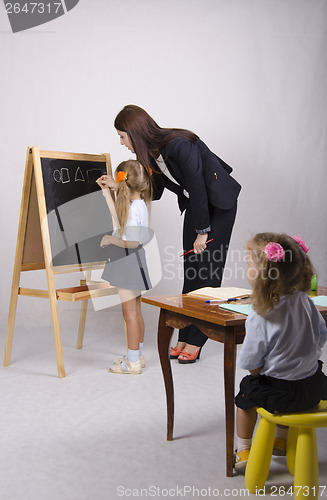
[1,0,326,327]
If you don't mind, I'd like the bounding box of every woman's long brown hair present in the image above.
[114,104,198,171]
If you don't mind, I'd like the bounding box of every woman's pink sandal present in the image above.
[170,346,184,359]
[178,346,202,364]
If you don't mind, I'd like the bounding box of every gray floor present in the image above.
[1,303,327,500]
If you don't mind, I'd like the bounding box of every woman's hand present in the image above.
[96,175,117,190]
[100,235,114,248]
[193,233,208,254]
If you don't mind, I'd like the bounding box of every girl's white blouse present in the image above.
[114,199,149,245]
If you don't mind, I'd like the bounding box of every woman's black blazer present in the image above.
[150,137,241,232]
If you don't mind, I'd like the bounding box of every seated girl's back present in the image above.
[239,289,327,380]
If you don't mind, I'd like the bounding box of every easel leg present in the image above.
[76,269,92,349]
[46,269,65,377]
[4,148,33,368]
[3,284,20,366]
[49,293,65,378]
[76,299,88,349]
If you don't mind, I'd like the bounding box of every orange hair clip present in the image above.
[148,166,153,176]
[116,171,128,183]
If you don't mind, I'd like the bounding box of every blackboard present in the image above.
[40,155,114,268]
[41,158,107,213]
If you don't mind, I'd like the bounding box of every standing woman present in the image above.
[114,104,241,363]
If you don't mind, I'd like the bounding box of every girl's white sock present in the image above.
[275,425,288,440]
[237,437,252,451]
[139,342,144,356]
[118,349,140,371]
[127,349,140,363]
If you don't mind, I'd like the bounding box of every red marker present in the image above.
[180,238,214,257]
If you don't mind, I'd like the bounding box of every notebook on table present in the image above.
[187,286,252,301]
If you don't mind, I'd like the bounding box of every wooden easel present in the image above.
[4,147,120,377]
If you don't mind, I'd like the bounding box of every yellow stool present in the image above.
[245,401,327,500]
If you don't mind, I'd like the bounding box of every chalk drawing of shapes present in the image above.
[53,168,71,183]
[87,168,103,184]
[75,166,85,182]
[53,170,62,183]
[61,168,70,183]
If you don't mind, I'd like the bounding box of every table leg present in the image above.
[224,326,237,477]
[157,308,174,441]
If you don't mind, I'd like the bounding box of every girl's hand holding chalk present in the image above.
[96,175,117,190]
[96,175,108,189]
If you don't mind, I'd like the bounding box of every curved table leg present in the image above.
[224,326,237,477]
[157,308,174,441]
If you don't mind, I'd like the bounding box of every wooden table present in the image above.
[142,289,327,477]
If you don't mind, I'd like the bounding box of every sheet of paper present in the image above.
[218,303,253,315]
[312,296,327,307]
[220,295,327,314]
[187,287,252,300]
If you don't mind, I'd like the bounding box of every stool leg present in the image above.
[245,418,275,493]
[287,427,298,476]
[294,427,319,500]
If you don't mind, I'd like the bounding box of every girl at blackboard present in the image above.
[97,160,152,374]
[234,233,327,470]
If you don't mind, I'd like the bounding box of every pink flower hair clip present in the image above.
[264,242,285,262]
[292,235,310,254]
